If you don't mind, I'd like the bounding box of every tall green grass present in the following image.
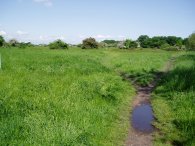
[0,47,171,145]
[152,52,195,146]
[102,49,172,85]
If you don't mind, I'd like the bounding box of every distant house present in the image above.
[117,41,125,49]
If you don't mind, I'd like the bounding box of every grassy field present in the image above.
[0,47,173,145]
[152,52,195,146]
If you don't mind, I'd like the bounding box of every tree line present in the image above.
[0,33,195,50]
[80,33,195,50]
[0,37,33,48]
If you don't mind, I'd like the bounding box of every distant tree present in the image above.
[18,42,33,48]
[82,37,98,49]
[160,43,171,49]
[102,40,119,44]
[137,35,149,48]
[9,39,19,47]
[49,40,68,49]
[0,35,5,47]
[166,36,183,47]
[160,43,181,51]
[124,39,138,49]
[141,39,152,48]
[183,38,189,46]
[77,44,83,48]
[137,35,185,49]
[149,37,167,48]
[176,39,183,49]
[101,40,119,47]
[25,42,34,47]
[98,42,107,48]
[188,33,195,50]
[2,42,10,48]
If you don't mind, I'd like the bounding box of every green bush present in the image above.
[49,40,68,49]
[2,42,11,48]
[0,35,5,47]
[9,39,19,47]
[98,42,107,48]
[77,44,82,48]
[18,42,28,48]
[101,40,119,47]
[137,35,150,48]
[82,38,98,49]
[188,33,195,50]
[163,45,180,51]
[160,43,171,49]
[137,35,184,49]
[124,39,138,49]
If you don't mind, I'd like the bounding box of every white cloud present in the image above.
[94,35,112,39]
[39,35,66,42]
[16,30,28,35]
[0,30,7,36]
[33,0,53,7]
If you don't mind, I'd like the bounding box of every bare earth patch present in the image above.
[124,58,174,146]
[125,83,156,146]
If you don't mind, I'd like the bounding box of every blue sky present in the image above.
[0,0,195,44]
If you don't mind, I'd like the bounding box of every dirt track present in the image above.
[125,76,157,146]
[124,58,175,146]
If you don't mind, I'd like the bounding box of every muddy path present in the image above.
[122,58,175,146]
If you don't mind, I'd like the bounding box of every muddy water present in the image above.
[123,62,173,145]
[132,103,154,133]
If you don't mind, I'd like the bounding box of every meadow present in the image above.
[0,47,193,145]
[152,51,195,146]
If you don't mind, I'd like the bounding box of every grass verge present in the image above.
[152,51,195,146]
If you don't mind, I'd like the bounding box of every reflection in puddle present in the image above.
[132,104,154,133]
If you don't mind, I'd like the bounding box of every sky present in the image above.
[0,0,195,44]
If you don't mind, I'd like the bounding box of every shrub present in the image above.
[137,35,184,49]
[9,39,19,47]
[2,42,11,48]
[101,40,119,47]
[188,33,195,50]
[161,43,186,51]
[98,42,107,48]
[18,42,29,48]
[183,38,189,47]
[49,40,68,49]
[77,44,82,48]
[160,43,171,50]
[0,35,5,47]
[124,39,138,49]
[137,35,150,48]
[82,38,98,49]
[166,36,183,47]
[163,46,180,51]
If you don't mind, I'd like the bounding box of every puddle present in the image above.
[132,103,154,133]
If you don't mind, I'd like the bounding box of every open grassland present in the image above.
[152,51,195,146]
[0,47,172,145]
